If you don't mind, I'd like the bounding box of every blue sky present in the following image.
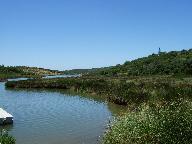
[0,0,192,70]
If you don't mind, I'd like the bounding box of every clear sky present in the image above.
[0,0,192,70]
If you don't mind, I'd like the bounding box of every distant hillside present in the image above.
[93,49,192,76]
[15,66,61,76]
[0,66,61,80]
[63,68,100,75]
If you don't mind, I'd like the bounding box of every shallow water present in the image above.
[0,82,126,144]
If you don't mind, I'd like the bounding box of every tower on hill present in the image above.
[158,47,161,54]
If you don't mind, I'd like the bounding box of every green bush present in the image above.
[0,130,15,144]
[103,99,192,144]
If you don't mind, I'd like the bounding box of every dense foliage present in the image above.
[92,49,192,76]
[103,99,192,144]
[63,68,100,75]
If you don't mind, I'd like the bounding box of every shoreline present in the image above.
[0,79,7,82]
[4,75,192,144]
[5,76,192,106]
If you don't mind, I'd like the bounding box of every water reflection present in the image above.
[0,124,14,132]
[5,87,127,117]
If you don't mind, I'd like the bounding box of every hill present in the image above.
[92,49,192,76]
[0,65,62,81]
[63,68,100,75]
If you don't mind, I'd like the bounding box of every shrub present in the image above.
[103,99,192,144]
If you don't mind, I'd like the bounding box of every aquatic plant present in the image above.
[0,130,15,144]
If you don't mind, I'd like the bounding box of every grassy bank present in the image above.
[5,76,192,105]
[103,99,192,144]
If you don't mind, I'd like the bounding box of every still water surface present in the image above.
[0,81,126,144]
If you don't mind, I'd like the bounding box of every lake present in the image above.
[0,81,126,144]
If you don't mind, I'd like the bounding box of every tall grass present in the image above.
[6,76,192,105]
[103,99,192,144]
[0,130,15,144]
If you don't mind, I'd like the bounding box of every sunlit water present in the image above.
[0,82,126,144]
[43,74,80,79]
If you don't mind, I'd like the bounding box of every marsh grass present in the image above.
[103,99,192,144]
[0,130,15,144]
[6,76,192,105]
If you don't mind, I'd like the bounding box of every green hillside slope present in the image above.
[0,66,61,81]
[95,49,192,76]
